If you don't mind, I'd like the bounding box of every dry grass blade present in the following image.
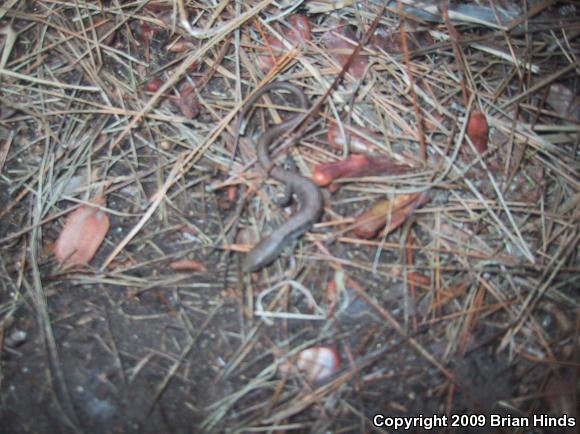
[0,24,17,69]
[0,0,19,21]
[0,67,100,90]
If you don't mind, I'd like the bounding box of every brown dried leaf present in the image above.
[169,259,207,272]
[175,84,200,119]
[353,193,430,239]
[313,154,368,187]
[466,111,488,154]
[134,20,157,45]
[144,76,163,93]
[54,197,110,267]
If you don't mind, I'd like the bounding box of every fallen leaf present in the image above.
[257,14,312,71]
[323,24,368,79]
[313,154,414,189]
[313,154,368,187]
[175,84,200,119]
[466,111,488,154]
[166,39,194,53]
[134,20,157,44]
[54,196,110,267]
[353,193,430,239]
[289,14,311,40]
[169,259,207,272]
[144,76,163,93]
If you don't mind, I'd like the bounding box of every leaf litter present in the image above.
[0,1,578,433]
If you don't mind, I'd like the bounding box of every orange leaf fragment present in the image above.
[313,154,413,189]
[169,259,207,272]
[54,197,110,267]
[353,193,430,239]
[313,154,368,187]
[466,111,488,154]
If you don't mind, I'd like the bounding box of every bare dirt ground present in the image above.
[0,1,578,433]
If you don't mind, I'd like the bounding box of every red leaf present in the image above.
[313,154,413,189]
[144,76,163,93]
[466,111,488,154]
[135,21,157,44]
[313,155,368,187]
[287,14,312,43]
